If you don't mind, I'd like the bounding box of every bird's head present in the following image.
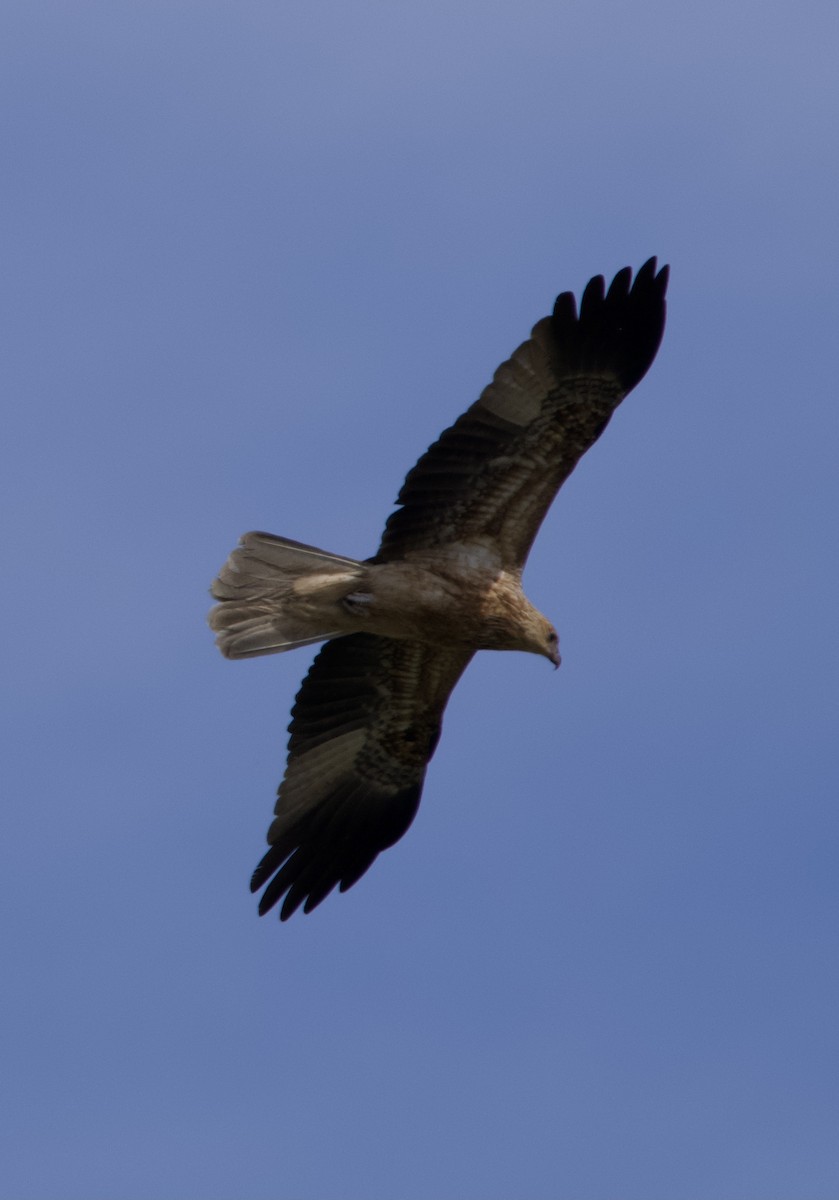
[479,589,561,667]
[518,610,561,668]
[541,619,561,669]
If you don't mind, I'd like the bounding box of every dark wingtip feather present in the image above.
[251,778,423,920]
[579,272,606,321]
[551,257,668,394]
[552,288,578,324]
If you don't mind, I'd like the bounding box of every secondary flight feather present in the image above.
[210,259,669,919]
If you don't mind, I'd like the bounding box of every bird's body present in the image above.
[213,535,557,659]
[210,259,669,919]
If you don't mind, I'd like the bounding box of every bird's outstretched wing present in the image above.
[376,258,668,568]
[251,633,472,919]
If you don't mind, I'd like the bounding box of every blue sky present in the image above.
[3,2,838,1197]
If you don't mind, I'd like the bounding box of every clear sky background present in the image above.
[3,2,838,1198]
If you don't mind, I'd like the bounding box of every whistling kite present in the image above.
[210,259,668,919]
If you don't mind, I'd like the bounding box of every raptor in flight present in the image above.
[210,259,668,919]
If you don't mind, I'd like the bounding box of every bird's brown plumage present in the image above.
[210,259,669,919]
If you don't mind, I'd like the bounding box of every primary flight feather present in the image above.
[210,259,669,919]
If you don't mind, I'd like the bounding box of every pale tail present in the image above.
[209,532,364,659]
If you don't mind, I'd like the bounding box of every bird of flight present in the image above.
[210,259,668,920]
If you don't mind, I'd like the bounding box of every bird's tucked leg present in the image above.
[341,592,374,616]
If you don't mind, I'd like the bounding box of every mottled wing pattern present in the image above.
[376,258,668,567]
[251,633,473,919]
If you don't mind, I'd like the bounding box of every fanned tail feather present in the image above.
[209,532,364,659]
